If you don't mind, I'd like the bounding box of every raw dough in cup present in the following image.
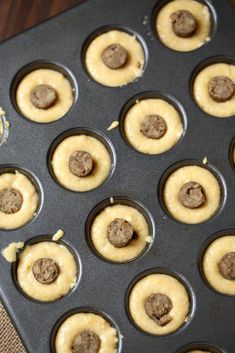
[156,0,211,52]
[85,30,145,87]
[16,68,74,123]
[55,312,118,353]
[163,165,221,224]
[17,241,77,301]
[193,63,235,118]
[129,273,190,335]
[51,135,112,192]
[124,98,183,154]
[0,171,38,230]
[90,204,151,262]
[202,235,235,295]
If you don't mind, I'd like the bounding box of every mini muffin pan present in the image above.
[0,0,235,352]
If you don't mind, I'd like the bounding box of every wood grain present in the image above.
[0,0,84,41]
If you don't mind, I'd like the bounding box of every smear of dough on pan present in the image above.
[52,229,64,241]
[107,121,119,131]
[2,242,24,262]
[145,236,153,243]
[110,197,114,204]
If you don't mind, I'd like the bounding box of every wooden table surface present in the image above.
[0,0,234,42]
[0,0,85,41]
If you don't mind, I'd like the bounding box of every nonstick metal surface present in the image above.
[0,0,235,352]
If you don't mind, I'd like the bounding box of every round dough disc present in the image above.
[55,312,118,353]
[17,241,77,301]
[129,273,190,335]
[91,204,151,262]
[193,63,235,118]
[156,0,211,52]
[16,69,74,123]
[163,165,221,224]
[124,98,183,154]
[0,171,38,230]
[85,30,145,87]
[51,135,112,192]
[202,235,235,295]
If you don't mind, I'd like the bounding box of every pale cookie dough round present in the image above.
[91,204,150,262]
[51,135,111,192]
[163,165,221,224]
[17,241,77,301]
[202,235,235,295]
[55,312,118,353]
[16,69,74,123]
[124,98,183,154]
[129,273,190,335]
[194,63,235,118]
[156,0,211,52]
[0,171,38,230]
[85,30,144,87]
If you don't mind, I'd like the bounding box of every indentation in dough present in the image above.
[156,0,211,52]
[16,69,74,123]
[85,30,145,87]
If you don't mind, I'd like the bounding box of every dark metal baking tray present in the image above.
[0,0,235,352]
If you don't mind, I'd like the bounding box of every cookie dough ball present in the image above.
[55,312,118,353]
[163,165,221,224]
[193,63,235,118]
[129,273,190,335]
[51,135,111,192]
[85,30,144,87]
[156,0,211,52]
[202,235,235,295]
[16,68,74,123]
[0,171,38,230]
[17,241,77,301]
[91,204,151,262]
[124,98,183,154]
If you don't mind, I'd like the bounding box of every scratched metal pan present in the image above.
[0,0,235,352]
